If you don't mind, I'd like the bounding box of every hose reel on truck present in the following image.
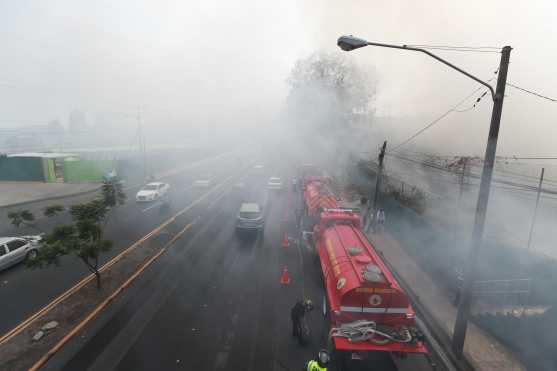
[329,320,420,345]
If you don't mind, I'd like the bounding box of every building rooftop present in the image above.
[7,152,77,159]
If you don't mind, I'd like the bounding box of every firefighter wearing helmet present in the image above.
[291,298,314,345]
[305,349,330,371]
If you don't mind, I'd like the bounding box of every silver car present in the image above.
[0,235,42,271]
[236,203,264,233]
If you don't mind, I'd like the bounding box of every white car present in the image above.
[234,181,246,189]
[136,182,170,202]
[194,176,213,188]
[267,177,283,190]
[0,235,42,271]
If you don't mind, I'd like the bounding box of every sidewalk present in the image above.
[368,231,526,371]
[0,151,235,210]
[0,182,101,209]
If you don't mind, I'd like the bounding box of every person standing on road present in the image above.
[304,349,330,371]
[375,208,386,233]
[360,196,368,227]
[291,299,314,346]
[453,268,464,306]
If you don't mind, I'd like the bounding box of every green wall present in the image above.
[0,156,45,181]
[63,159,115,182]
[47,159,57,182]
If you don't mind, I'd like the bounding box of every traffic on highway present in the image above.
[4,2,553,371]
[0,152,446,371]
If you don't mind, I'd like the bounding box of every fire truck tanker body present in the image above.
[313,208,427,360]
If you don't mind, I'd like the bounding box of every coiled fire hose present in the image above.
[329,320,413,345]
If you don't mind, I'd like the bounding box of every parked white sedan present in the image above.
[136,182,170,202]
[0,235,42,271]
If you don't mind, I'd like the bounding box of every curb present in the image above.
[0,170,241,349]
[366,233,476,371]
[0,151,236,211]
[0,186,102,211]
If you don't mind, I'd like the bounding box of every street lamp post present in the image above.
[337,35,512,356]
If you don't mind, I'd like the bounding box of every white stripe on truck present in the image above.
[340,306,407,314]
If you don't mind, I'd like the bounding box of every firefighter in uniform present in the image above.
[305,349,330,371]
[291,299,314,345]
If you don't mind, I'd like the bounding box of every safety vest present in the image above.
[307,360,326,371]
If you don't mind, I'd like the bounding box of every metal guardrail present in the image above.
[365,236,472,371]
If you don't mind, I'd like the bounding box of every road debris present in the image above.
[32,331,45,341]
[41,321,59,331]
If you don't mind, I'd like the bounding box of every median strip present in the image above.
[0,172,237,347]
[29,221,195,371]
[0,171,243,370]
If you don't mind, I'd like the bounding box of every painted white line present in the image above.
[122,151,236,192]
[141,201,164,213]
[0,170,242,347]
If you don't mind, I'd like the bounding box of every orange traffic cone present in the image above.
[280,266,291,284]
[282,233,289,248]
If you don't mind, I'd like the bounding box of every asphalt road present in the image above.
[0,153,240,336]
[37,156,438,371]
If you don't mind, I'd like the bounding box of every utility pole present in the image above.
[457,157,468,210]
[136,106,147,182]
[367,141,387,231]
[452,46,512,355]
[527,167,545,250]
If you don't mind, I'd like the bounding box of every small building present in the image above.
[0,152,114,183]
[1,152,76,182]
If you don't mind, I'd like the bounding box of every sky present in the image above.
[0,0,556,156]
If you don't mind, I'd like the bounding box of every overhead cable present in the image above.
[506,83,557,103]
[387,70,498,153]
[406,44,500,50]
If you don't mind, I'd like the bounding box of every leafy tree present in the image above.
[286,52,375,127]
[8,205,65,231]
[26,179,126,289]
[283,52,376,166]
[43,205,64,218]
[8,209,37,229]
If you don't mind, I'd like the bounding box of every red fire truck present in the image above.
[303,177,339,217]
[312,208,427,367]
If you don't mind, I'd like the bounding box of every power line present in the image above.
[406,44,501,50]
[387,70,499,154]
[388,110,455,153]
[410,47,500,54]
[507,82,557,103]
[508,156,557,160]
[387,152,557,193]
[388,85,488,153]
[405,44,501,53]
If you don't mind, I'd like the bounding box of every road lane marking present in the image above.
[141,201,164,213]
[140,184,196,213]
[283,176,292,223]
[122,151,235,191]
[0,171,240,347]
[28,221,195,371]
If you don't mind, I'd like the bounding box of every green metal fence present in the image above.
[63,159,115,182]
[0,156,45,181]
